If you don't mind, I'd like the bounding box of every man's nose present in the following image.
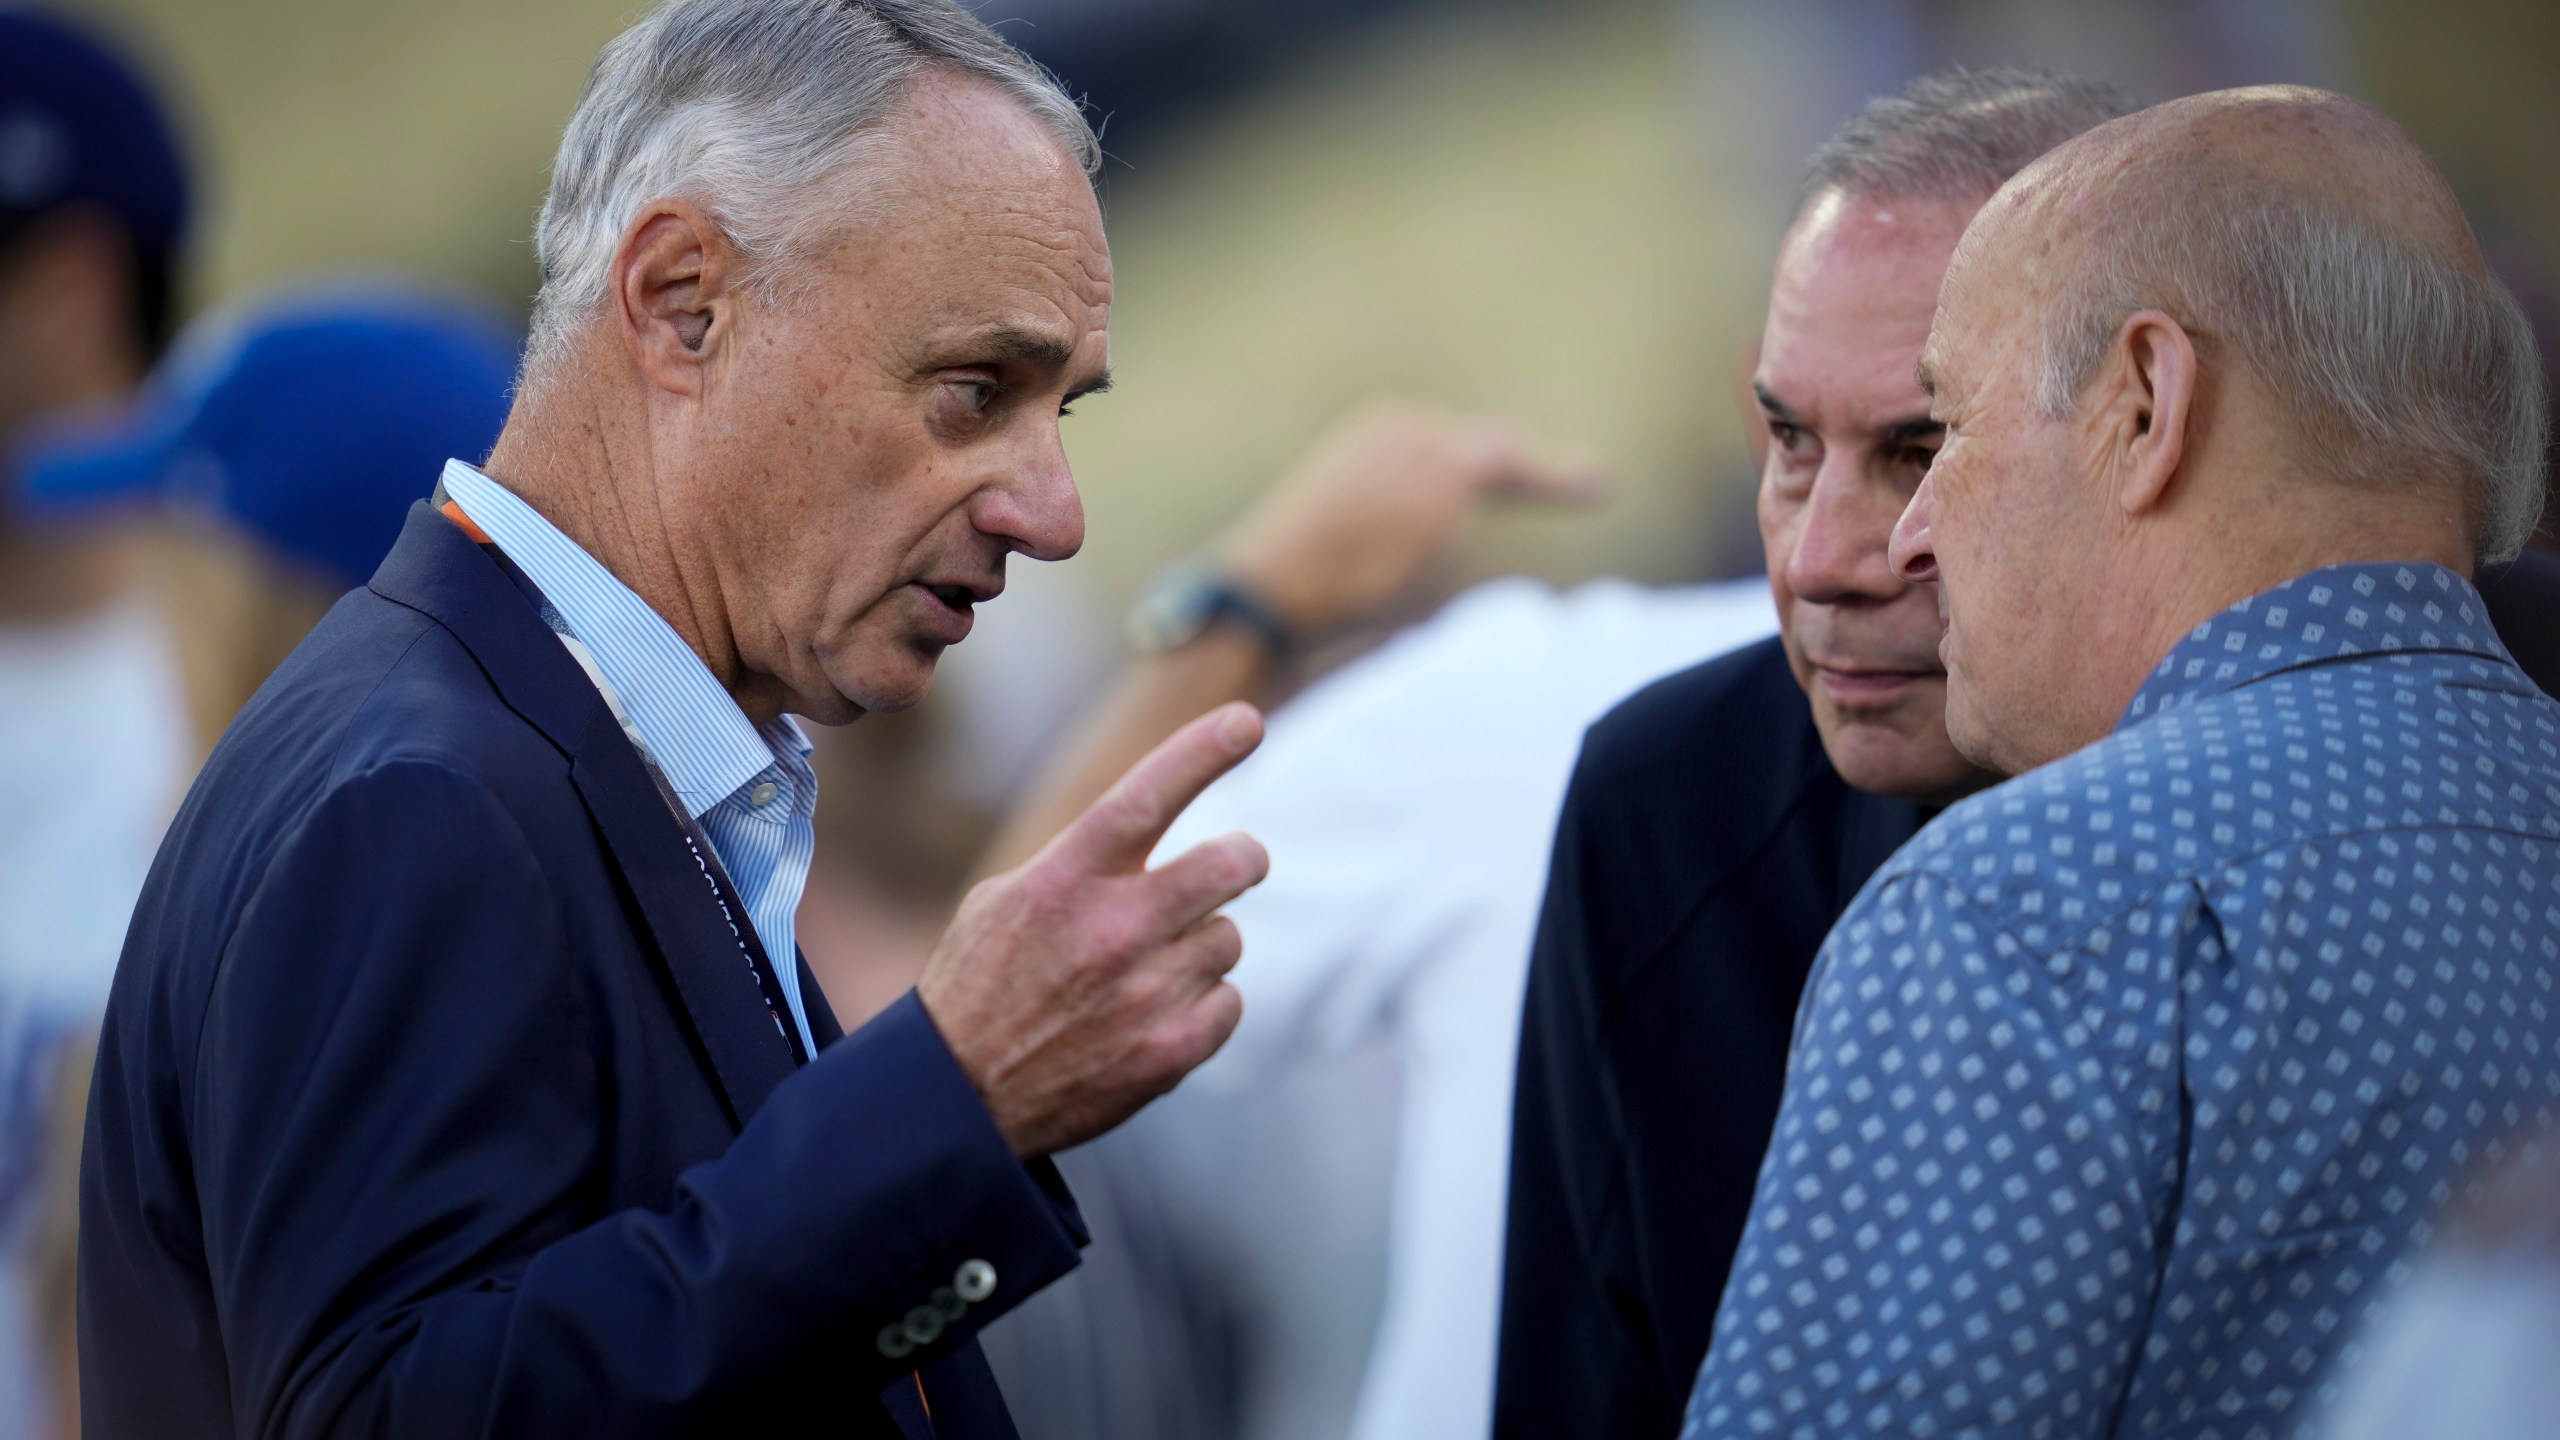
[1888,470,1938,585]
[974,436,1086,563]
[1785,462,1904,604]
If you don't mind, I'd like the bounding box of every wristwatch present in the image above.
[1125,561,1297,659]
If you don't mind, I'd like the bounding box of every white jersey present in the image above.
[1160,575,1778,1440]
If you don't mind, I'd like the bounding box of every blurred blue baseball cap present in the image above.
[0,7,190,257]
[11,282,522,589]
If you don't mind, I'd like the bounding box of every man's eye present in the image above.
[1902,444,1939,473]
[951,379,997,412]
[1769,420,1815,455]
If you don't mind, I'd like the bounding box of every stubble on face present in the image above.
[1757,189,1995,806]
[700,74,1112,726]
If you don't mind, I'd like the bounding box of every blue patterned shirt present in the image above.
[439,460,821,1060]
[1683,562,2560,1440]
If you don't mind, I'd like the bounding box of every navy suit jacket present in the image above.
[1495,638,1920,1440]
[81,504,1085,1439]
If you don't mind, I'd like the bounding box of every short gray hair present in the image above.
[525,0,1098,377]
[2035,186,2551,565]
[1801,66,2139,213]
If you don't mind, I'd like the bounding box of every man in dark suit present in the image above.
[1489,73,2111,1438]
[1495,67,2560,1440]
[80,3,1271,1436]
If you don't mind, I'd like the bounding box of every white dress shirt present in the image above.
[1156,574,1779,1440]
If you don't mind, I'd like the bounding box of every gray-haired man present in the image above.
[81,3,1266,1436]
[1682,85,2560,1438]
[1497,69,2135,1439]
[1500,65,2560,1440]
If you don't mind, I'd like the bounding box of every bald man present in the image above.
[1679,87,2560,1440]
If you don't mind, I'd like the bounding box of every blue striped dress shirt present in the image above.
[439,459,821,1060]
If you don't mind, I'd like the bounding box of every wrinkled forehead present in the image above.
[1946,161,2077,299]
[1927,260,1996,391]
[839,77,1113,338]
[1769,190,1977,405]
[873,174,1113,308]
[879,80,1105,244]
[1921,189,2056,391]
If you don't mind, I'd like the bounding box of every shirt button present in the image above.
[902,1305,945,1347]
[876,1323,915,1359]
[929,1285,966,1322]
[747,780,780,807]
[954,1258,998,1303]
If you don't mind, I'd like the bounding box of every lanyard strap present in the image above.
[435,489,809,1068]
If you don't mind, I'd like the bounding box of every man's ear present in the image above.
[2085,309,2197,518]
[612,199,741,397]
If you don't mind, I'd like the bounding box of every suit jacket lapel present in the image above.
[369,503,798,1124]
[800,950,846,1052]
[568,708,799,1121]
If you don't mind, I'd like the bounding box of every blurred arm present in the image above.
[985,627,1270,877]
[977,404,1599,876]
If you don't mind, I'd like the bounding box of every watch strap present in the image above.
[1126,563,1296,659]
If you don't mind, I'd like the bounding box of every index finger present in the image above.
[1046,702,1265,875]
[1486,446,1608,505]
[1446,418,1605,505]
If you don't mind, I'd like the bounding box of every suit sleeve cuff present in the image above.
[705,988,1087,1378]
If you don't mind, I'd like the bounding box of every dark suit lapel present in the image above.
[800,951,847,1052]
[1837,790,1925,910]
[369,503,798,1125]
[567,707,799,1121]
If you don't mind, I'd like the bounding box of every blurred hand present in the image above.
[918,702,1271,1157]
[1217,404,1605,636]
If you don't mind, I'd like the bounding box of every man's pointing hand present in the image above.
[918,702,1269,1157]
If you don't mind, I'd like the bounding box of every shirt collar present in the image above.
[438,459,799,818]
[2121,560,2514,728]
